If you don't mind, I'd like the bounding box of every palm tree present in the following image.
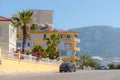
[79,54,90,67]
[11,10,39,54]
[45,33,61,59]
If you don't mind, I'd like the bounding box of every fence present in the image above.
[0,50,62,65]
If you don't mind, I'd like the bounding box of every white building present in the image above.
[0,16,16,54]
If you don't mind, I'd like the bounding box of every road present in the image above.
[0,70,120,80]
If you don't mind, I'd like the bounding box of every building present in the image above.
[13,9,80,62]
[0,16,16,54]
[17,29,80,62]
[31,9,53,24]
[12,9,53,25]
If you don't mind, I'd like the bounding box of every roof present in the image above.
[30,9,53,12]
[30,30,79,34]
[0,16,11,21]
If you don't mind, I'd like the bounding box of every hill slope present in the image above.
[69,26,120,61]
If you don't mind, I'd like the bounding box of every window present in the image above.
[64,43,70,49]
[60,51,67,56]
[33,34,38,38]
[27,42,30,47]
[67,35,70,39]
[42,34,46,39]
[75,34,78,38]
[42,42,46,48]
[32,42,36,47]
[17,42,22,47]
[26,35,30,40]
[58,42,64,49]
[60,35,63,39]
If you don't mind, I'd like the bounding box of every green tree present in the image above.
[79,54,90,66]
[11,10,39,53]
[78,54,100,69]
[32,44,47,59]
[45,33,61,59]
[86,58,100,68]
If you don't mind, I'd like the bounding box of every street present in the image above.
[0,70,120,80]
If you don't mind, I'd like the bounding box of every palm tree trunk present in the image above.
[22,25,27,54]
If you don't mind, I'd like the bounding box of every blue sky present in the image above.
[1,0,120,30]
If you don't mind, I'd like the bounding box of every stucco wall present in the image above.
[0,58,59,74]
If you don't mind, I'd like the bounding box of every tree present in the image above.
[45,33,61,59]
[78,54,100,69]
[79,54,90,67]
[32,44,47,60]
[11,10,39,54]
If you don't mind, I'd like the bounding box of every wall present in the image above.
[0,58,59,74]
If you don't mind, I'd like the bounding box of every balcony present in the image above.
[74,47,80,52]
[58,47,70,51]
[61,38,80,43]
[74,38,80,43]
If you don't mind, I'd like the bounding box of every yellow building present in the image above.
[13,9,80,62]
[17,29,80,62]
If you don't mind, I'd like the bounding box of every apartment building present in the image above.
[0,16,16,53]
[12,9,53,25]
[17,29,80,62]
[14,9,80,62]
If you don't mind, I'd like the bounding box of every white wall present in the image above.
[0,21,16,52]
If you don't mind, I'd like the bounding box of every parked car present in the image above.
[59,62,76,72]
[96,65,109,70]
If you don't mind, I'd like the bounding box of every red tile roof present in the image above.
[0,16,11,21]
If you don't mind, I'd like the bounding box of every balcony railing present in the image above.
[74,47,80,52]
[61,38,80,42]
[74,38,80,43]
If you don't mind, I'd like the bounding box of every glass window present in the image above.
[17,42,22,47]
[67,35,70,39]
[60,51,67,56]
[27,42,30,47]
[32,42,36,47]
[60,35,63,39]
[42,42,46,48]
[33,34,37,38]
[58,42,64,49]
[64,43,70,49]
[42,34,46,39]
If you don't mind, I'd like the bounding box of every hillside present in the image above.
[69,26,120,61]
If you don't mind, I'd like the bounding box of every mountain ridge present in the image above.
[69,26,120,62]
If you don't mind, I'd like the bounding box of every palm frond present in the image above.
[30,24,39,31]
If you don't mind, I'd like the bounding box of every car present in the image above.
[59,62,76,72]
[96,65,109,70]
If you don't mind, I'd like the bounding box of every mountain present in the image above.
[69,26,120,62]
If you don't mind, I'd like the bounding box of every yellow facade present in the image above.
[17,30,80,63]
[0,58,59,74]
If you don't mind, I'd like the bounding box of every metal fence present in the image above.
[0,50,62,65]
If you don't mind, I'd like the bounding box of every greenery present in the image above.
[108,63,120,69]
[11,10,39,54]
[45,33,61,59]
[32,33,61,60]
[77,54,100,69]
[32,44,48,59]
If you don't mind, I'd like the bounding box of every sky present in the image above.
[1,0,120,30]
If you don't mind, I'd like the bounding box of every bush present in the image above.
[108,63,120,69]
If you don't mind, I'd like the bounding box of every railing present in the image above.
[62,38,80,42]
[74,38,80,43]
[0,50,61,65]
[74,47,80,51]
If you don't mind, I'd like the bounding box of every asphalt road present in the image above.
[0,70,120,80]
